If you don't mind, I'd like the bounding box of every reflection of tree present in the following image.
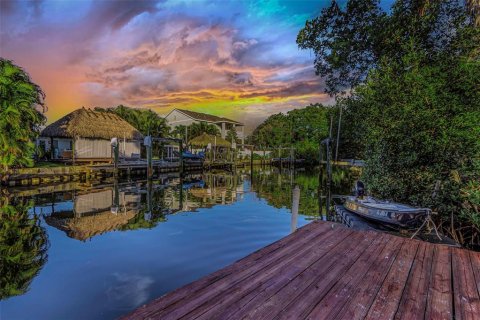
[252,168,359,216]
[0,198,48,300]
[120,187,168,231]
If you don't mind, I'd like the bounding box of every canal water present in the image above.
[0,167,358,319]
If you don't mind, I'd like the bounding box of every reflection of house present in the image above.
[44,188,141,241]
[38,108,143,160]
[165,109,245,144]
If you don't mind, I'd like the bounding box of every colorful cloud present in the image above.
[0,0,335,130]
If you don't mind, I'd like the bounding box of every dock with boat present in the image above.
[124,220,480,320]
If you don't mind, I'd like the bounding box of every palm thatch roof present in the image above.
[189,133,231,148]
[41,107,143,140]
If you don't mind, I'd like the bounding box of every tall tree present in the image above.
[298,0,480,235]
[95,105,168,137]
[0,59,46,174]
[249,104,330,163]
[297,0,476,94]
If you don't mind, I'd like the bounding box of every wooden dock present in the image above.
[123,220,480,320]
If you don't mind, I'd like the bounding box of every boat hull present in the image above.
[344,197,428,228]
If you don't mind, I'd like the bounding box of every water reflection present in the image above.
[0,168,357,319]
[0,197,48,300]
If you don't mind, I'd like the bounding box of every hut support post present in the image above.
[179,141,184,174]
[72,138,76,166]
[50,137,54,159]
[113,144,119,170]
[146,143,152,179]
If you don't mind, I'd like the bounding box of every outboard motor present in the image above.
[354,181,365,198]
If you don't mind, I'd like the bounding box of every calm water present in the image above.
[0,167,357,319]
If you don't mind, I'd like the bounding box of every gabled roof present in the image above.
[41,107,143,140]
[169,108,243,125]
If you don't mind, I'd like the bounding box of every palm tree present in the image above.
[0,59,46,174]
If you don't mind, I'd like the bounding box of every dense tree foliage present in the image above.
[298,0,480,237]
[248,104,331,163]
[0,59,46,174]
[95,105,169,137]
[297,0,479,95]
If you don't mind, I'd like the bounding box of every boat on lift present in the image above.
[344,181,430,228]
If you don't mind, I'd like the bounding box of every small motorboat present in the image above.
[343,181,429,228]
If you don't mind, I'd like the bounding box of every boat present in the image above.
[343,181,429,228]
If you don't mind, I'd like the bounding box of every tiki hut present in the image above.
[39,107,143,160]
[188,133,231,162]
[189,133,231,148]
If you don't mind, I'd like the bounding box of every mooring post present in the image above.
[250,146,254,175]
[291,185,300,233]
[326,139,332,219]
[318,145,324,218]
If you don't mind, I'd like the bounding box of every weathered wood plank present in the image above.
[309,236,403,320]
[424,245,453,320]
[271,232,379,320]
[364,238,419,320]
[187,227,354,320]
[123,221,480,320]
[194,229,372,319]
[128,222,341,319]
[452,247,480,320]
[469,250,480,302]
[394,242,435,320]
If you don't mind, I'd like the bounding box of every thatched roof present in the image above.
[174,109,243,125]
[189,133,231,148]
[44,210,137,241]
[41,107,143,140]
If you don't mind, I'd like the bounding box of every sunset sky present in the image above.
[0,0,389,130]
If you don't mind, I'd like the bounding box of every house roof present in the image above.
[172,109,243,125]
[189,133,231,148]
[41,107,143,140]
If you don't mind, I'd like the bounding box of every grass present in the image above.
[34,161,68,168]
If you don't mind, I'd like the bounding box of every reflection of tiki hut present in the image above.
[44,188,141,241]
[38,107,143,161]
[189,187,232,205]
[45,211,137,241]
[189,133,231,161]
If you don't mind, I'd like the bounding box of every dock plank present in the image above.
[240,231,376,320]
[126,220,328,319]
[424,245,453,319]
[452,247,480,319]
[189,227,354,320]
[123,221,480,320]
[310,236,404,320]
[364,238,419,320]
[393,242,435,319]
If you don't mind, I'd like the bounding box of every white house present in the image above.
[164,109,245,145]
